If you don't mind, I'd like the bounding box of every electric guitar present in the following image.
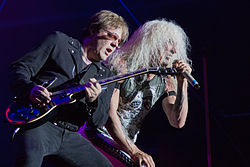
[6,67,177,127]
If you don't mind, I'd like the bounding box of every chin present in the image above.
[100,55,108,61]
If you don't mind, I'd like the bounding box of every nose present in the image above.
[110,40,119,48]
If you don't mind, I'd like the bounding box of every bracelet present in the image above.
[161,91,177,99]
[168,91,177,96]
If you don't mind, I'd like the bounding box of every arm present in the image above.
[9,33,58,102]
[106,88,155,167]
[162,60,191,128]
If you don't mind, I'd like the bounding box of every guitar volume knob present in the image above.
[24,117,30,121]
[29,110,34,115]
[19,114,24,120]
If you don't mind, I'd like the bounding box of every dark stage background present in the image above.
[0,0,249,166]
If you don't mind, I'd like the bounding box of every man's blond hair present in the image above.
[84,10,129,45]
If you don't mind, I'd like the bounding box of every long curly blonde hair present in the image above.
[107,19,191,75]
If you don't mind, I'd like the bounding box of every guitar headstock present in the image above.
[148,67,178,76]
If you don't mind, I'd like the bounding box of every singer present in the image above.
[81,19,193,167]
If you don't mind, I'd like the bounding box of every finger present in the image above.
[139,158,143,167]
[89,78,101,91]
[36,99,48,106]
[88,78,98,88]
[177,61,185,67]
[147,156,155,167]
[172,61,177,68]
[39,90,51,99]
[89,82,101,96]
[177,64,186,73]
[141,159,150,167]
[138,155,149,167]
[30,91,40,103]
[180,65,192,74]
[33,97,43,104]
[38,86,52,100]
[85,87,92,97]
[34,89,50,103]
[89,78,97,83]
[173,59,182,64]
[185,65,192,73]
[43,89,52,100]
[34,86,51,102]
[142,154,155,167]
[174,59,185,66]
[85,87,97,102]
[95,82,102,92]
[89,82,97,91]
[88,84,98,96]
[38,93,51,103]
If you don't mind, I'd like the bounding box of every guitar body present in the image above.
[6,101,53,128]
[6,94,75,127]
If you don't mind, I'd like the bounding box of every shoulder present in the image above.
[50,31,70,40]
[45,31,81,48]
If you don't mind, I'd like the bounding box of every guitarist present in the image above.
[8,10,129,167]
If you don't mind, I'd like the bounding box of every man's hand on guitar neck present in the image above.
[85,78,102,103]
[29,85,52,105]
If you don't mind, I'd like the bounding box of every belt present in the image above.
[52,121,79,132]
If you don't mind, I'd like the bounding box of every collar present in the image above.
[91,61,104,70]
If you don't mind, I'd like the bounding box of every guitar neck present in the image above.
[52,67,176,97]
[98,68,149,86]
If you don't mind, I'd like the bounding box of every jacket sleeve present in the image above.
[8,32,59,101]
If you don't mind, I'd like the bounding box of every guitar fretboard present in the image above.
[52,67,176,97]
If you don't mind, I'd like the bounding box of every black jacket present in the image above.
[9,31,115,128]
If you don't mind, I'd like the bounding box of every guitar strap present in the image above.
[76,63,104,125]
[78,64,98,85]
[51,63,97,92]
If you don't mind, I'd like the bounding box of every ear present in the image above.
[89,28,94,36]
[89,25,98,36]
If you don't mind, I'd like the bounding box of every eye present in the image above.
[103,29,122,46]
[118,39,122,45]
[107,31,118,41]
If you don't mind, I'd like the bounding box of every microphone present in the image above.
[182,71,200,89]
